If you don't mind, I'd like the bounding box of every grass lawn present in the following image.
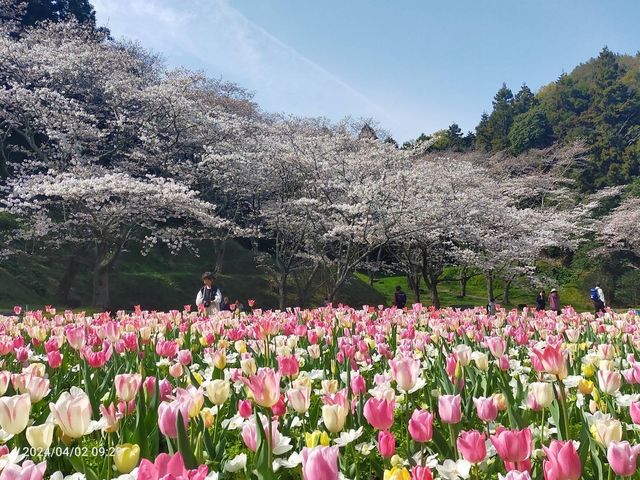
[356,267,592,311]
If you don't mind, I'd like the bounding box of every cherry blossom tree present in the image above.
[597,196,640,262]
[2,168,226,307]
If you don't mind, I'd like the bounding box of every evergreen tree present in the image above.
[487,83,514,151]
[475,112,491,151]
[20,0,97,28]
[513,83,537,115]
[508,108,552,154]
[445,122,464,151]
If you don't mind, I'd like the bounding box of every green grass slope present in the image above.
[0,240,385,312]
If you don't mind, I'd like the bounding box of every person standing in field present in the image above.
[486,297,497,316]
[195,272,222,315]
[536,289,546,311]
[548,288,560,314]
[590,283,606,314]
[394,286,407,309]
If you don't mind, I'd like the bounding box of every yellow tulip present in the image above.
[578,379,594,395]
[384,467,411,480]
[305,431,321,448]
[581,363,595,378]
[114,443,140,474]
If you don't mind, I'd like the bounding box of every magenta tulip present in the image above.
[378,430,396,458]
[408,408,434,443]
[457,430,487,464]
[542,440,581,480]
[363,397,395,430]
[301,446,339,480]
[491,427,533,472]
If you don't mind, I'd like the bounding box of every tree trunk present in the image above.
[92,260,110,309]
[428,273,440,308]
[407,273,421,304]
[278,272,288,310]
[214,238,227,274]
[459,266,469,298]
[55,253,83,305]
[486,270,495,301]
[503,278,512,306]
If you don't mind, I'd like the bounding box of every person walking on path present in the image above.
[196,272,222,315]
[548,288,560,314]
[590,283,606,314]
[536,289,546,311]
[394,286,408,309]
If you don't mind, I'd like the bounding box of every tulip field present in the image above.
[2,304,640,479]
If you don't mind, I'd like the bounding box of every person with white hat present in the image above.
[548,288,560,314]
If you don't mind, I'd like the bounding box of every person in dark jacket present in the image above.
[536,289,546,311]
[394,286,407,309]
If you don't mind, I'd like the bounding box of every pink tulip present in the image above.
[15,347,29,363]
[301,446,339,480]
[378,430,396,458]
[486,336,506,357]
[607,441,640,477]
[532,343,567,380]
[271,394,286,417]
[137,453,207,480]
[363,397,395,430]
[99,403,122,433]
[66,326,86,350]
[542,440,581,480]
[0,372,9,396]
[240,368,281,408]
[16,375,50,403]
[115,374,142,402]
[177,350,192,366]
[498,355,510,371]
[438,394,462,424]
[13,306,22,316]
[597,369,622,395]
[240,415,280,452]
[408,408,434,443]
[0,460,46,480]
[473,396,498,422]
[169,363,183,378]
[238,399,253,418]
[277,355,300,377]
[389,356,420,391]
[351,375,366,395]
[143,376,156,398]
[411,465,434,480]
[158,400,190,439]
[457,430,487,464]
[47,351,62,369]
[491,427,533,472]
[159,379,173,402]
[630,402,640,424]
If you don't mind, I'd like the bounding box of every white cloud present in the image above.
[93,0,403,136]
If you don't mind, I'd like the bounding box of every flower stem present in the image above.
[449,423,458,458]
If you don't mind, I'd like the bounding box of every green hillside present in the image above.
[0,240,385,312]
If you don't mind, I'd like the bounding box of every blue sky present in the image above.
[93,0,640,141]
